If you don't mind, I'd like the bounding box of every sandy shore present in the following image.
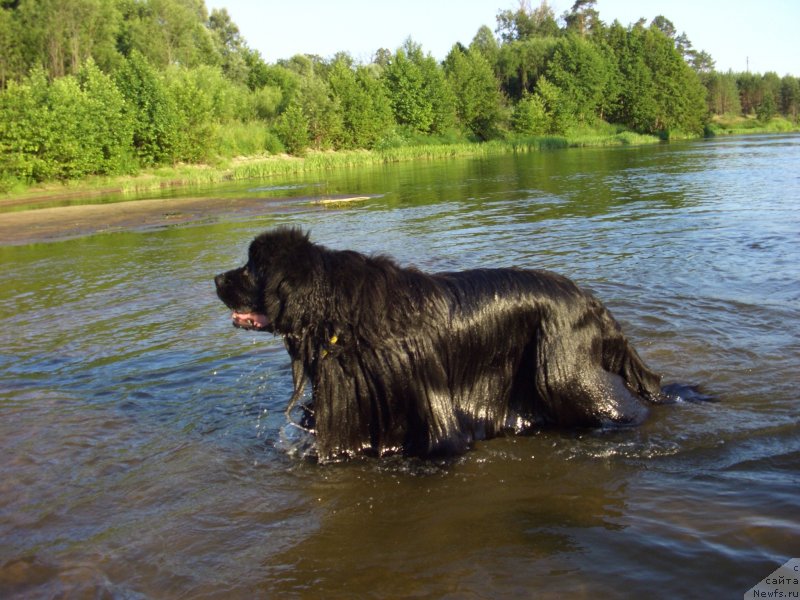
[0,192,376,246]
[0,195,300,246]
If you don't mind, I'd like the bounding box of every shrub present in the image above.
[512,92,548,135]
[275,103,310,155]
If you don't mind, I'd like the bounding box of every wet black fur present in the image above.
[215,227,669,462]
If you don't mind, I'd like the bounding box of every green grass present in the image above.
[227,131,662,183]
[706,115,800,136]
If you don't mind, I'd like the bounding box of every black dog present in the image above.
[215,227,672,462]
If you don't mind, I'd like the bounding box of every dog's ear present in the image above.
[249,227,311,268]
[281,231,322,290]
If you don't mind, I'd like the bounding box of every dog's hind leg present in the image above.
[538,359,650,427]
[581,368,651,426]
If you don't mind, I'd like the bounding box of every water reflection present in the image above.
[264,439,631,597]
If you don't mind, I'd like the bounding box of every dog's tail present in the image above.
[619,348,662,400]
[613,341,715,404]
[597,304,715,405]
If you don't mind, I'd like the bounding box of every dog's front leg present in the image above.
[285,358,307,418]
[283,335,308,419]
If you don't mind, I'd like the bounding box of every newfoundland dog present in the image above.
[215,227,675,462]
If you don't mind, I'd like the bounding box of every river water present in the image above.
[1,135,798,598]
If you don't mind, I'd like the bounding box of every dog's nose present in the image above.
[214,273,225,289]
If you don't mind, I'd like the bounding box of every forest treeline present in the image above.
[1,0,798,187]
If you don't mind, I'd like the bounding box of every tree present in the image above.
[356,67,395,144]
[247,63,299,112]
[2,0,745,188]
[250,84,283,120]
[0,7,22,86]
[208,7,249,84]
[299,71,342,150]
[444,46,502,139]
[165,65,220,161]
[12,0,121,78]
[412,42,457,134]
[496,37,559,101]
[511,91,548,134]
[546,34,609,124]
[705,71,741,115]
[45,75,104,177]
[469,25,500,70]
[273,54,343,149]
[327,58,393,148]
[382,40,455,135]
[76,59,134,174]
[762,71,782,108]
[496,0,559,42]
[114,51,179,165]
[642,25,707,135]
[688,50,715,74]
[674,32,692,60]
[604,22,706,136]
[594,38,622,121]
[780,75,800,120]
[243,48,272,90]
[534,76,569,134]
[0,69,56,181]
[651,16,676,39]
[605,22,658,133]
[648,19,715,75]
[737,72,761,115]
[756,89,776,122]
[0,63,134,182]
[275,102,309,155]
[564,0,601,37]
[117,0,218,68]
[382,45,428,130]
[373,48,392,68]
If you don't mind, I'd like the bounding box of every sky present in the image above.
[205,0,799,76]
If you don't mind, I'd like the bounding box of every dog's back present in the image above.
[430,267,663,429]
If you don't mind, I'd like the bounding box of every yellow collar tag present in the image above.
[320,334,338,359]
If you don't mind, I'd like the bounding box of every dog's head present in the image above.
[214,227,322,334]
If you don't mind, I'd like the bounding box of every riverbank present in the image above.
[1,129,656,245]
[3,125,797,246]
[5,119,797,209]
[1,129,659,209]
[0,195,283,246]
[0,190,379,246]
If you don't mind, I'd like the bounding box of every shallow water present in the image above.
[1,135,799,598]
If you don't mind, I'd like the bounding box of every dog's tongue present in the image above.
[231,311,269,330]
